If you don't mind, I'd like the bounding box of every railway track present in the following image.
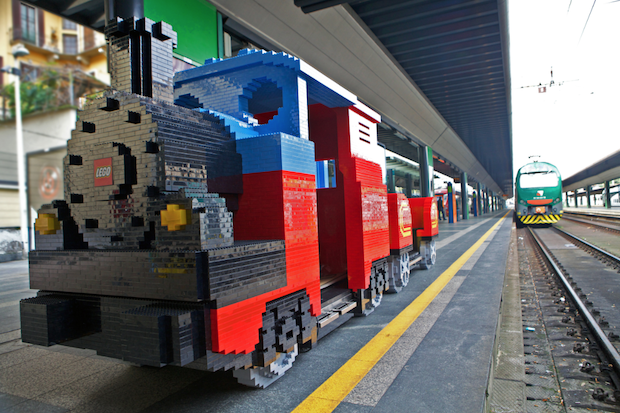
[563,212,620,235]
[518,224,620,411]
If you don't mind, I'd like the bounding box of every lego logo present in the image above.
[94,157,113,186]
[96,166,111,178]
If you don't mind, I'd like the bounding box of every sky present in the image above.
[509,0,620,181]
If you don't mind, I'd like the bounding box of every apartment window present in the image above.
[62,18,76,30]
[63,34,77,54]
[20,3,36,43]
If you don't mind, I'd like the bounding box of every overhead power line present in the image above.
[579,0,597,43]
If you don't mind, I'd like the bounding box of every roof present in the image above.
[347,0,512,195]
[563,150,620,192]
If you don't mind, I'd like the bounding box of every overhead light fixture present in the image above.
[12,43,29,58]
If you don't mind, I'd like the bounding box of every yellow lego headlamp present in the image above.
[160,204,191,231]
[35,214,61,235]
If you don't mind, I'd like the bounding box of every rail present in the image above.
[527,227,620,379]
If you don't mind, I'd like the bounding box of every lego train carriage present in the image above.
[20,19,438,389]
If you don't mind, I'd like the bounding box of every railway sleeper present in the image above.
[521,227,620,410]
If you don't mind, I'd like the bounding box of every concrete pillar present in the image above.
[477,183,482,215]
[487,190,491,213]
[605,181,611,209]
[485,189,489,213]
[472,191,478,217]
[480,186,484,214]
[419,146,434,197]
[573,190,577,208]
[586,186,591,208]
[406,173,413,198]
[447,182,454,223]
[387,169,396,193]
[460,173,469,220]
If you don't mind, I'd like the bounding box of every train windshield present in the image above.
[519,171,559,188]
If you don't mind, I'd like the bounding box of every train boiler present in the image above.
[20,18,437,389]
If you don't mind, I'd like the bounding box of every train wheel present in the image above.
[386,252,410,293]
[254,312,277,367]
[297,294,317,352]
[234,290,313,388]
[419,240,436,270]
[233,345,298,388]
[370,261,388,308]
[400,252,411,288]
[356,260,388,315]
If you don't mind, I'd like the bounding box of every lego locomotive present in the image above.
[21,18,438,388]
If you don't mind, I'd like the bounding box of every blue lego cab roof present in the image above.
[173,49,356,110]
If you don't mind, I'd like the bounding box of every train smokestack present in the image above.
[104,17,177,103]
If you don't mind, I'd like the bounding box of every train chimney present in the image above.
[105,17,177,103]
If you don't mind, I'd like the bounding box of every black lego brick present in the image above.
[205,240,287,308]
[29,250,204,301]
[20,293,100,346]
[120,303,206,366]
[390,244,414,257]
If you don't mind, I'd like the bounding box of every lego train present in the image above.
[20,18,438,388]
[514,160,563,227]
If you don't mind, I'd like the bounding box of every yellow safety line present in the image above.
[293,211,511,413]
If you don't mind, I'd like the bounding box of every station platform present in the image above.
[564,206,620,217]
[0,209,513,413]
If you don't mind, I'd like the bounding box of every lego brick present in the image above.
[29,250,203,301]
[20,293,100,347]
[174,49,355,127]
[205,240,287,308]
[387,193,414,251]
[409,196,439,238]
[234,133,315,176]
[120,303,205,366]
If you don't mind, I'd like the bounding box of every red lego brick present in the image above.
[409,197,439,237]
[309,105,389,292]
[211,170,321,354]
[343,159,389,291]
[388,193,413,250]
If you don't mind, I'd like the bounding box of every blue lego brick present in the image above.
[200,109,259,140]
[173,49,355,140]
[235,133,315,175]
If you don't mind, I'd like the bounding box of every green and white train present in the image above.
[514,161,563,227]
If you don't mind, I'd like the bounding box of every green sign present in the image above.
[145,0,219,64]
